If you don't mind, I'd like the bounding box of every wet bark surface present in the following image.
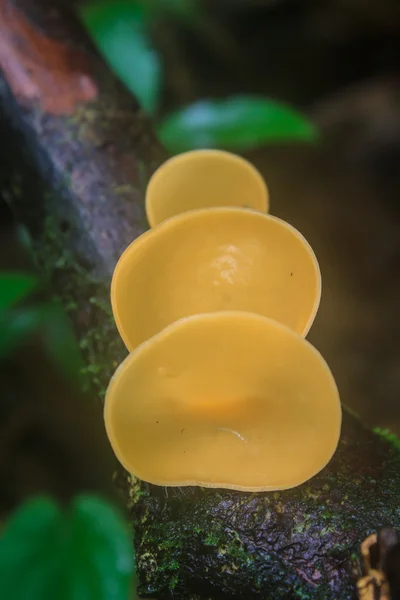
[130,413,400,600]
[0,0,166,276]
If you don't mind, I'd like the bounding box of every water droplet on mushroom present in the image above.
[217,427,248,443]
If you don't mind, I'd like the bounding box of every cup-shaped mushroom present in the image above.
[104,311,342,491]
[145,149,269,227]
[111,207,321,352]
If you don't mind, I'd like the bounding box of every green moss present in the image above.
[159,540,180,551]
[114,184,138,195]
[165,560,179,572]
[373,427,400,451]
[30,214,126,399]
[169,573,179,591]
[225,543,253,566]
[204,533,219,547]
[126,476,150,511]
[67,105,105,146]
[292,515,312,535]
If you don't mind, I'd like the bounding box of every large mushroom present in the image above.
[111,207,321,352]
[145,149,269,227]
[104,311,341,491]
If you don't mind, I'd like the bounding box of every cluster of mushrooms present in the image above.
[105,150,342,492]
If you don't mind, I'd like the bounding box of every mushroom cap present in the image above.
[111,207,321,352]
[145,149,269,227]
[104,311,342,491]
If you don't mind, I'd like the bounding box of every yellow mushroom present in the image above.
[111,207,321,352]
[145,149,269,227]
[104,311,342,492]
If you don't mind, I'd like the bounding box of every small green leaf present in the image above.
[0,495,134,600]
[157,95,319,153]
[66,496,134,600]
[0,272,38,312]
[79,0,162,114]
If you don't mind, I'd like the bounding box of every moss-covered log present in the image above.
[128,412,400,600]
[0,0,166,277]
[0,0,167,398]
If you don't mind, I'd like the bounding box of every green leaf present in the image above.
[41,305,83,382]
[0,302,82,381]
[157,95,319,153]
[0,495,134,600]
[0,272,41,358]
[0,305,43,359]
[0,272,38,312]
[0,498,65,600]
[79,0,162,114]
[0,272,82,377]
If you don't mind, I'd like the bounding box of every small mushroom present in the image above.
[111,207,321,352]
[104,311,341,491]
[145,149,269,228]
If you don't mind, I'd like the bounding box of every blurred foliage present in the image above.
[0,266,135,598]
[78,0,317,151]
[80,1,162,114]
[158,96,319,152]
[0,271,82,381]
[373,428,400,451]
[0,272,41,358]
[0,495,134,600]
[0,272,38,312]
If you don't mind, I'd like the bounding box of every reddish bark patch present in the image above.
[0,0,97,115]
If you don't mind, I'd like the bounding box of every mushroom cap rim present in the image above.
[145,149,270,228]
[104,310,341,492]
[110,206,322,351]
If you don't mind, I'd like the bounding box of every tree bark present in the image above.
[0,0,166,514]
[125,414,400,600]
